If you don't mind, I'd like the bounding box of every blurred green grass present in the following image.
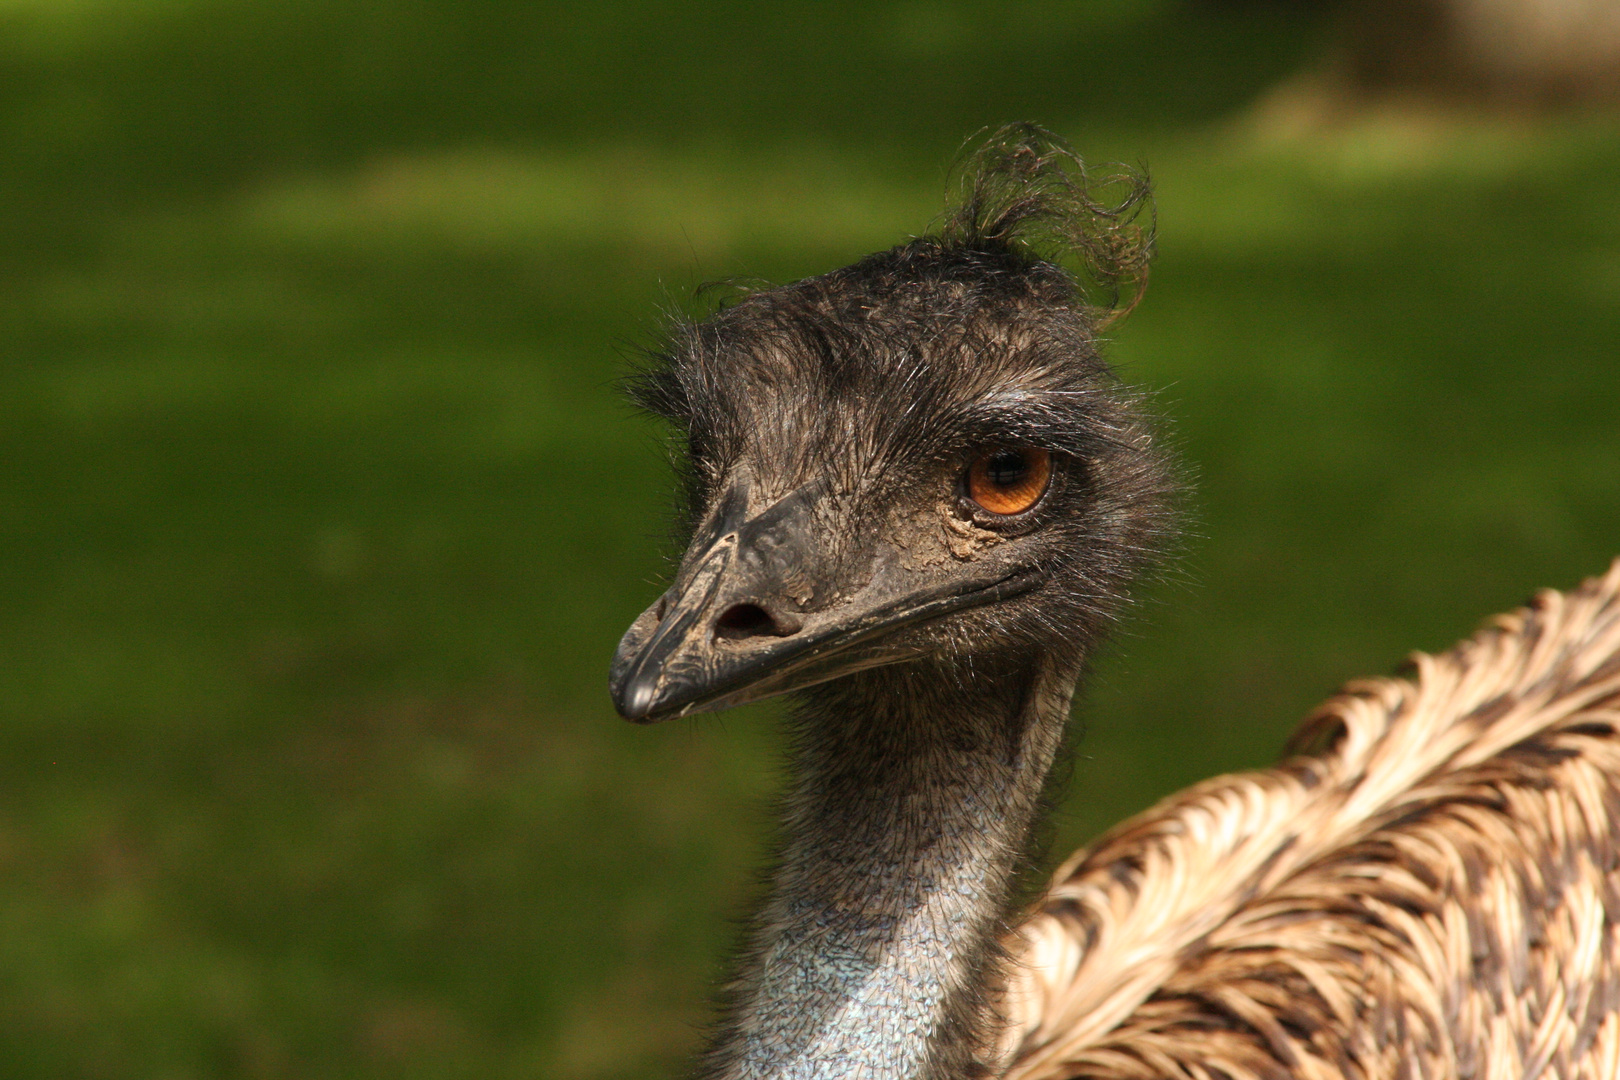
[2,2,1618,1078]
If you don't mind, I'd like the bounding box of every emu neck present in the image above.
[702,653,1076,1080]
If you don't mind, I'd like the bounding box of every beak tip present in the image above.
[612,673,662,723]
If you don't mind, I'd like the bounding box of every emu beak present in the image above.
[609,476,1043,723]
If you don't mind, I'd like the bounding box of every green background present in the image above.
[2,2,1617,1076]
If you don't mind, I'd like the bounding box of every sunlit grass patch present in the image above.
[235,146,931,264]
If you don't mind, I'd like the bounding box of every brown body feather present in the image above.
[999,559,1620,1080]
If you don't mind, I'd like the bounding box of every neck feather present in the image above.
[699,651,1078,1080]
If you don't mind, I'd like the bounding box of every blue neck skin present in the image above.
[698,658,1072,1080]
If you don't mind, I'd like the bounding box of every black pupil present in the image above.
[985,451,1028,487]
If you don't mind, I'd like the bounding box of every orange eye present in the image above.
[966,448,1051,516]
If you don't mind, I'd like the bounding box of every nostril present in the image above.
[715,603,795,641]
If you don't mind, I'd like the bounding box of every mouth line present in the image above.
[631,563,1047,723]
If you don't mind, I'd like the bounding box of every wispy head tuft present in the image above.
[943,123,1154,325]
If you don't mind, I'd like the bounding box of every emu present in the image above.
[609,126,1620,1080]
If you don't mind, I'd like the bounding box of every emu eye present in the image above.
[966,448,1051,516]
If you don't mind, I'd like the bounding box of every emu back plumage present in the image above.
[998,560,1620,1080]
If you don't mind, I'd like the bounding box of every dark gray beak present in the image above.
[609,475,1042,723]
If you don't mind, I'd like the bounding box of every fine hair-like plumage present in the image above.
[609,124,1620,1080]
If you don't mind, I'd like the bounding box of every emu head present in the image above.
[611,129,1175,723]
